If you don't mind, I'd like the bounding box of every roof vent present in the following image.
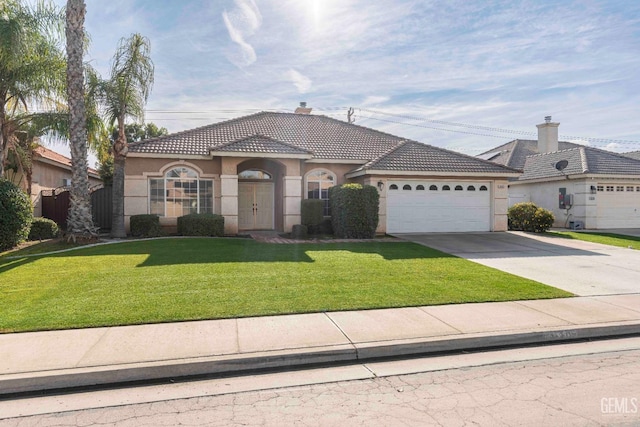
[545,115,552,123]
[294,102,312,115]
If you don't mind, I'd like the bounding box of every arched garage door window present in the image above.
[305,169,335,216]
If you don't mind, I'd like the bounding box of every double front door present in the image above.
[238,182,274,230]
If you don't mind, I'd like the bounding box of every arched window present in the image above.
[467,185,476,191]
[403,184,412,190]
[479,185,488,191]
[305,169,336,216]
[416,185,425,190]
[389,184,398,190]
[238,169,272,180]
[455,185,463,191]
[150,166,213,217]
[429,185,438,191]
[442,185,450,191]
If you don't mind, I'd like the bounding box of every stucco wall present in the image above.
[509,179,594,228]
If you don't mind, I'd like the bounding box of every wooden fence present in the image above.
[41,185,112,232]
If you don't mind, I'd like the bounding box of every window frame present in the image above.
[304,168,336,216]
[149,166,214,217]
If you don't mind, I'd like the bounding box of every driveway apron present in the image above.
[394,231,640,296]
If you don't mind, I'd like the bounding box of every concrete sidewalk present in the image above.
[2,294,640,396]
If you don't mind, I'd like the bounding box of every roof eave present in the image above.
[209,150,313,160]
[346,169,522,179]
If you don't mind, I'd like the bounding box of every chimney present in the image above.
[294,101,312,114]
[536,115,559,153]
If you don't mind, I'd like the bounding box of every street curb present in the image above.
[2,322,639,396]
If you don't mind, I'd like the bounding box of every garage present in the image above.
[596,184,640,228]
[387,181,492,233]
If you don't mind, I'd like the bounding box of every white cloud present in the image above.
[223,0,262,67]
[287,69,312,93]
[362,96,390,106]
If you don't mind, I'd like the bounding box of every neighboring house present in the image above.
[125,105,519,235]
[9,146,101,217]
[479,118,640,229]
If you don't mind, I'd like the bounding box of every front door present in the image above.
[238,182,274,230]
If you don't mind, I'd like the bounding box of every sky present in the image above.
[43,0,640,164]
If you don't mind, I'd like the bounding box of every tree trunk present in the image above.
[110,150,127,238]
[65,0,96,238]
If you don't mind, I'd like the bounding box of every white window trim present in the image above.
[149,166,214,217]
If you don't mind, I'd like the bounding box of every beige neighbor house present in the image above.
[479,117,640,229]
[9,146,101,217]
[124,106,520,235]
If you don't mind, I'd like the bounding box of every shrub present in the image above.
[0,179,33,251]
[301,199,324,229]
[291,224,308,239]
[329,183,379,239]
[130,214,163,238]
[508,202,554,233]
[309,218,333,235]
[28,218,59,241]
[177,213,224,236]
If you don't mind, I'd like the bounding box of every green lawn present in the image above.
[548,231,640,249]
[0,238,571,333]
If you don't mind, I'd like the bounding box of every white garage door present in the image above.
[387,181,491,233]
[596,184,640,228]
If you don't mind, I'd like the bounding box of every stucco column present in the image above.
[493,180,509,231]
[283,176,302,232]
[220,174,238,235]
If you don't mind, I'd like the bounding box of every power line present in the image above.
[352,108,640,148]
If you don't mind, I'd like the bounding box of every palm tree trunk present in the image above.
[110,148,127,238]
[65,0,96,238]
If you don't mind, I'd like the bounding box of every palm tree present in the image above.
[65,0,96,238]
[0,0,66,178]
[102,34,154,238]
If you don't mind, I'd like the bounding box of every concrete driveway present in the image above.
[394,231,640,296]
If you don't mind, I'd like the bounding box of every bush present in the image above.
[329,183,379,239]
[0,179,33,251]
[28,218,59,241]
[508,202,554,233]
[291,224,308,239]
[130,214,163,238]
[301,199,324,228]
[309,218,333,235]
[177,213,224,236]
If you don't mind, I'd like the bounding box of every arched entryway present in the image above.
[237,159,285,231]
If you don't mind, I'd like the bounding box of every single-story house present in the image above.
[479,117,640,229]
[125,105,520,235]
[8,146,101,217]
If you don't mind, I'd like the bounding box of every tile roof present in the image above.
[130,111,518,175]
[354,141,519,174]
[212,135,312,155]
[484,140,640,181]
[623,151,640,161]
[34,146,99,176]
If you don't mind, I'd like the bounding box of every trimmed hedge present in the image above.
[329,183,379,239]
[301,199,324,228]
[130,214,163,238]
[508,202,555,233]
[28,218,59,241]
[177,213,224,237]
[0,179,33,251]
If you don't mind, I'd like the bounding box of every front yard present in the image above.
[0,238,571,332]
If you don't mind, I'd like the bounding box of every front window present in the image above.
[150,167,213,217]
[305,169,335,216]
